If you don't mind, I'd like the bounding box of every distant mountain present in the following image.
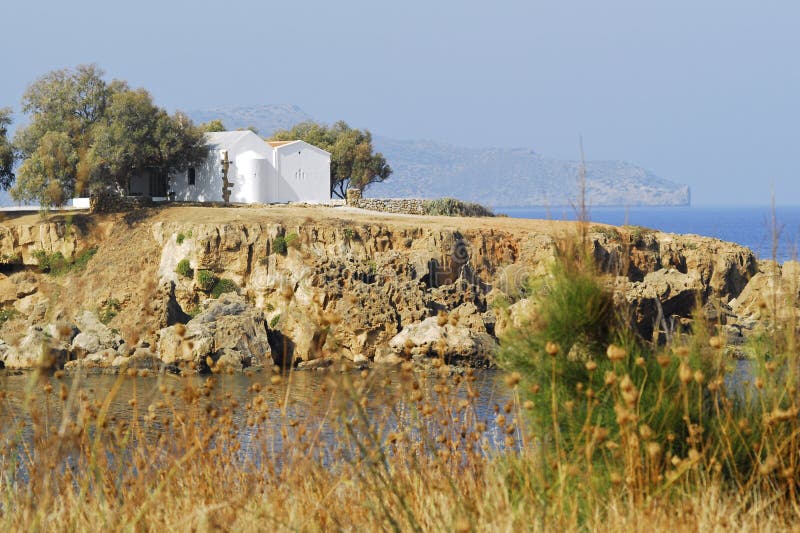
[369,137,690,207]
[188,105,690,207]
[187,104,314,136]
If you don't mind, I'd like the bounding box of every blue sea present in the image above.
[496,206,800,264]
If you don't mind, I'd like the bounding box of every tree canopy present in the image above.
[0,108,15,191]
[88,90,207,193]
[270,121,392,199]
[200,119,226,133]
[10,64,208,206]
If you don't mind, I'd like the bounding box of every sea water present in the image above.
[497,205,800,264]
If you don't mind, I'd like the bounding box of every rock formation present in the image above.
[0,206,783,372]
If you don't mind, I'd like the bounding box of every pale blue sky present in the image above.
[3,0,798,205]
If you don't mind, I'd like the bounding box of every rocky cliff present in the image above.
[0,205,777,372]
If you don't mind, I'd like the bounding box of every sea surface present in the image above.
[497,205,800,264]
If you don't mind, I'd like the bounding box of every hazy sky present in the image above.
[3,0,798,205]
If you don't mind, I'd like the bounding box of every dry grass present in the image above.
[2,210,799,531]
[0,345,798,531]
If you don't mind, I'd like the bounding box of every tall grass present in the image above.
[1,232,799,530]
[496,229,800,528]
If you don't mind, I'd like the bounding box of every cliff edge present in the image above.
[0,205,777,372]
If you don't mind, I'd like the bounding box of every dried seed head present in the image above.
[673,346,690,357]
[585,360,597,372]
[504,372,521,388]
[606,344,627,362]
[679,362,692,384]
[545,342,559,357]
[619,375,638,406]
[592,426,609,443]
[709,336,723,349]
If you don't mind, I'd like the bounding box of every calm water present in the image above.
[497,206,800,263]
[0,368,518,465]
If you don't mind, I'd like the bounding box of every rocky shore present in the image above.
[0,205,792,373]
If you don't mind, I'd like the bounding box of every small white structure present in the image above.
[130,130,331,204]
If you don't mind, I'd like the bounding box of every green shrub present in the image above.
[210,278,239,299]
[0,307,19,325]
[269,314,281,328]
[176,233,186,245]
[0,252,21,264]
[590,225,621,240]
[272,236,288,255]
[423,198,494,217]
[623,225,655,244]
[175,259,193,278]
[196,269,217,291]
[33,250,69,275]
[343,228,355,241]
[495,236,780,506]
[98,298,121,324]
[32,248,97,275]
[71,248,98,271]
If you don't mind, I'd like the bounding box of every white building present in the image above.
[130,130,331,204]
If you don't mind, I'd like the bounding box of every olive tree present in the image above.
[0,107,15,191]
[271,121,392,198]
[10,65,208,206]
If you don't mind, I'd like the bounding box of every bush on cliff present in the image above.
[175,259,192,278]
[196,269,216,291]
[423,198,493,217]
[272,233,299,255]
[272,236,287,255]
[211,278,239,299]
[33,247,97,275]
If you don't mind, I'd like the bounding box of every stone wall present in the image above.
[90,193,154,213]
[346,189,427,215]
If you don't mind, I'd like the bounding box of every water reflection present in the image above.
[0,368,519,469]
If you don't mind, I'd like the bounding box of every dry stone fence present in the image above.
[345,189,426,215]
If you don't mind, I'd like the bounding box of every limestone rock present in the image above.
[157,294,271,372]
[0,272,38,306]
[494,298,538,338]
[625,268,703,339]
[2,326,69,369]
[71,310,124,355]
[731,260,800,322]
[388,317,496,364]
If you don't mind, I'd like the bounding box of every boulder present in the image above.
[2,326,69,369]
[625,268,703,339]
[731,260,800,323]
[388,316,496,364]
[64,348,118,370]
[157,294,271,372]
[0,273,38,306]
[494,298,538,338]
[71,310,124,355]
